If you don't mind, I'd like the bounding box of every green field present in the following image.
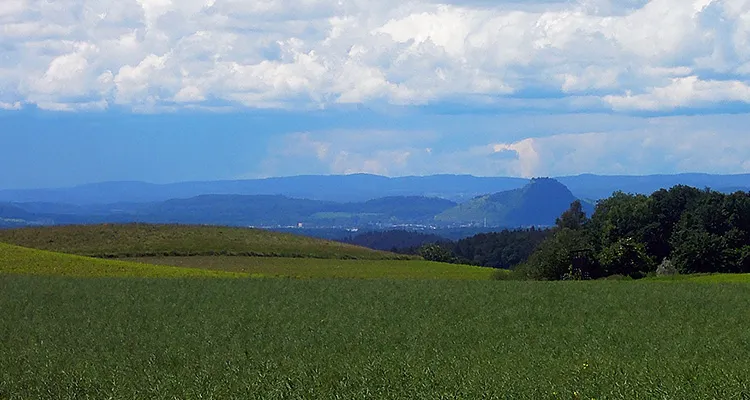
[124,256,495,280]
[646,273,750,283]
[0,224,408,260]
[2,276,750,399]
[0,243,243,278]
[3,223,750,398]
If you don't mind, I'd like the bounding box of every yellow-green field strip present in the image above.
[0,243,246,278]
[125,256,496,280]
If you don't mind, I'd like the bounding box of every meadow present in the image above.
[2,276,750,399]
[0,243,243,278]
[124,255,495,280]
[0,224,408,260]
[2,223,750,398]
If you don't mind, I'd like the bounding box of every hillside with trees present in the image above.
[516,186,750,280]
[435,178,592,227]
[346,227,552,270]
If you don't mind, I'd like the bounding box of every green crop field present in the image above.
[0,242,492,280]
[124,255,495,280]
[2,276,750,399]
[0,224,409,260]
[0,243,244,278]
[646,273,750,283]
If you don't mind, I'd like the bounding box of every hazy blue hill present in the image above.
[0,175,528,205]
[435,178,579,227]
[339,196,457,221]
[3,173,748,206]
[0,203,35,220]
[18,195,455,228]
[0,203,52,227]
[137,195,330,226]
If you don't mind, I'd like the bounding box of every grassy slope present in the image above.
[0,223,410,260]
[0,243,244,278]
[2,277,750,399]
[125,256,495,280]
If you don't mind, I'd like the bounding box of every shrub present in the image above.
[656,258,678,276]
[598,238,654,278]
[417,243,455,263]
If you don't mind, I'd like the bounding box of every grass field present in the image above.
[646,273,750,283]
[2,276,750,399]
[0,242,491,280]
[124,256,496,280]
[0,224,409,260]
[0,243,245,278]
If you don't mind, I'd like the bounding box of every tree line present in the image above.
[516,185,750,280]
[346,185,749,279]
[346,228,552,269]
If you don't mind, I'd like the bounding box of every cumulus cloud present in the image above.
[0,0,749,111]
[605,76,750,110]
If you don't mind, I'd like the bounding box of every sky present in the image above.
[1,0,750,189]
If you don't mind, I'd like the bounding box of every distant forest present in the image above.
[345,228,551,270]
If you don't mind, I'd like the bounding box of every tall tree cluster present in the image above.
[517,186,750,280]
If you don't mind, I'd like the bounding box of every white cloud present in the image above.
[1,0,749,111]
[0,101,22,110]
[605,76,750,110]
[0,0,25,17]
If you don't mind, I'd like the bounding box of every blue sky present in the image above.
[1,0,750,189]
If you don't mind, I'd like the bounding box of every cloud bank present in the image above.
[259,114,750,178]
[1,0,749,112]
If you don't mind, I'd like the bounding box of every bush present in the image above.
[516,228,597,280]
[656,258,678,276]
[598,238,654,278]
[417,243,455,263]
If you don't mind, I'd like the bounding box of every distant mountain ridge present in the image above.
[0,179,592,229]
[1,195,459,228]
[0,174,527,205]
[1,173,748,205]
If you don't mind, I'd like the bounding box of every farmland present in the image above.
[2,223,750,398]
[0,224,408,260]
[0,242,243,278]
[124,255,495,280]
[2,276,750,399]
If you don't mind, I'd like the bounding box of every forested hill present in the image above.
[436,178,590,227]
[0,195,459,228]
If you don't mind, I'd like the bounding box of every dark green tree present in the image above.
[589,192,651,250]
[555,200,588,231]
[417,243,455,263]
[642,185,703,262]
[598,237,654,278]
[670,212,730,273]
[515,228,599,280]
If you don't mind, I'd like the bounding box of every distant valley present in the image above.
[2,173,749,234]
[2,173,749,205]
